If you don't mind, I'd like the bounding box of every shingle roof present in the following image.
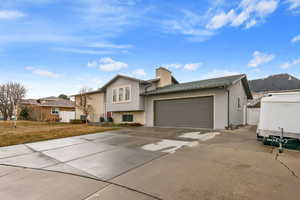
[21,98,75,108]
[143,74,253,99]
[20,99,39,105]
[40,99,75,108]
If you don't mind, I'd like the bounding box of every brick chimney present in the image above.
[156,67,172,87]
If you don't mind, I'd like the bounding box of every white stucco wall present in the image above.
[228,80,248,126]
[144,88,228,129]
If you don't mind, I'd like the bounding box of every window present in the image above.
[119,88,124,102]
[113,89,117,102]
[237,97,241,109]
[125,87,130,101]
[51,107,59,115]
[122,114,133,122]
[112,85,131,103]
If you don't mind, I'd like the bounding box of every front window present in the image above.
[125,87,130,101]
[113,89,117,102]
[51,107,59,115]
[112,85,131,103]
[119,88,124,102]
[122,114,133,122]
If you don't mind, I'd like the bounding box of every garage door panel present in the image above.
[154,96,213,128]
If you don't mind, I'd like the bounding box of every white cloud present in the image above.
[164,64,182,69]
[0,10,25,20]
[89,42,133,49]
[164,10,214,42]
[200,70,240,79]
[132,69,146,77]
[248,51,275,67]
[286,0,300,10]
[291,35,300,43]
[99,57,128,72]
[206,10,236,29]
[183,63,202,71]
[87,60,98,68]
[79,0,146,37]
[55,48,113,55]
[25,66,60,78]
[280,58,300,69]
[207,0,278,30]
[245,19,257,28]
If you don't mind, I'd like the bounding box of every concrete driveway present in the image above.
[0,128,210,180]
[1,126,300,200]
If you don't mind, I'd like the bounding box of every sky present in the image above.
[0,0,300,98]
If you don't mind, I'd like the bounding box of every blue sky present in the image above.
[0,0,300,98]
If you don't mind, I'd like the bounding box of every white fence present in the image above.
[246,108,260,125]
[59,111,75,123]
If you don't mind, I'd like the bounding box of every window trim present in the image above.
[112,88,118,103]
[112,85,132,104]
[237,97,241,110]
[122,114,134,122]
[51,107,60,115]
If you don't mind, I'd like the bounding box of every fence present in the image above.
[59,111,75,123]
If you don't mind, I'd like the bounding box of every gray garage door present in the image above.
[154,96,213,128]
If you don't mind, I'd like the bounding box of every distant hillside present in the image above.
[249,73,300,93]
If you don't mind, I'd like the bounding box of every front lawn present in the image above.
[0,121,119,147]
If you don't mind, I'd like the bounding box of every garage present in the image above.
[154,96,214,128]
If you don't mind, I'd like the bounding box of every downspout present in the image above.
[226,87,230,128]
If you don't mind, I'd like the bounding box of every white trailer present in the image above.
[257,92,300,140]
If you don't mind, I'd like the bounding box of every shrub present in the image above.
[19,108,29,120]
[107,117,113,122]
[70,119,84,124]
[119,123,143,127]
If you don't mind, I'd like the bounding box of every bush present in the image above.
[100,117,105,122]
[70,119,84,124]
[107,117,113,122]
[119,123,143,127]
[19,108,29,120]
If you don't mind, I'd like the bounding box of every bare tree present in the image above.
[0,82,26,127]
[76,87,93,124]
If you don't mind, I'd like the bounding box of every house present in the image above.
[248,73,300,108]
[20,96,75,121]
[74,67,253,129]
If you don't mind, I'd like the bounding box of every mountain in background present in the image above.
[249,73,300,93]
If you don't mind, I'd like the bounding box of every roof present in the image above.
[20,99,39,105]
[143,74,253,99]
[38,96,61,101]
[73,74,180,97]
[21,98,75,108]
[40,99,75,108]
[72,89,103,96]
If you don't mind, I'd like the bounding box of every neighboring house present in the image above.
[248,73,300,108]
[20,96,75,121]
[74,67,253,129]
[74,90,105,122]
